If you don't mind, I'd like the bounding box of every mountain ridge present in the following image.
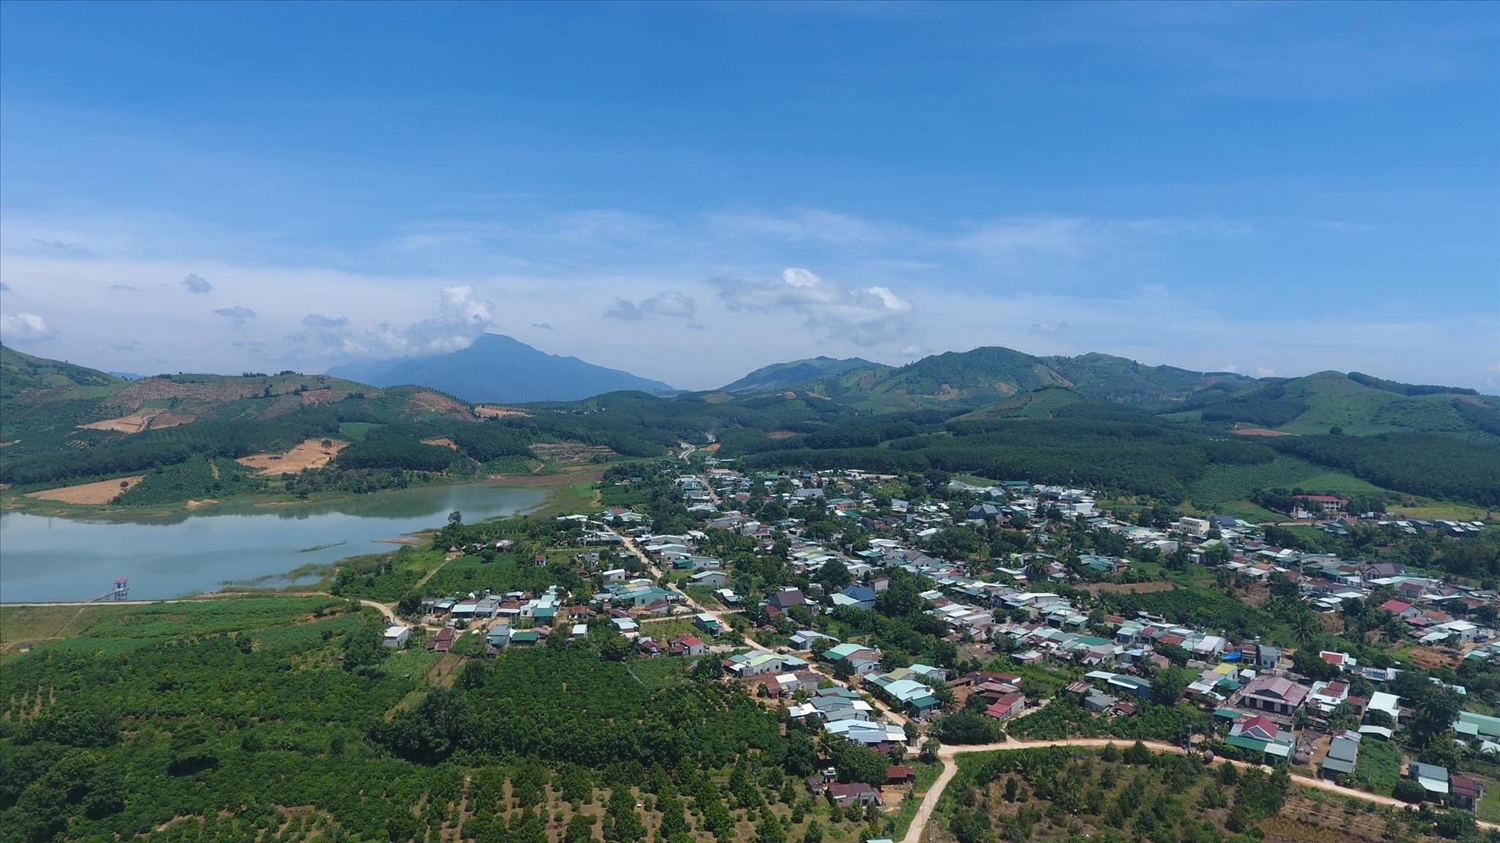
[720,356,887,393]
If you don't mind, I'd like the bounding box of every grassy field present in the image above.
[1387,502,1498,522]
[0,604,105,656]
[636,616,711,642]
[1352,737,1402,796]
[1186,455,1387,516]
[625,655,693,690]
[1,596,362,662]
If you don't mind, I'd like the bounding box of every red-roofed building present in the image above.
[1241,675,1311,715]
[887,766,916,785]
[985,692,1027,721]
[1296,495,1348,513]
[1451,775,1485,811]
[1380,599,1415,616]
[1232,715,1280,742]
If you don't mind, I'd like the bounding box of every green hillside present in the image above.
[953,386,1097,420]
[0,343,124,400]
[1184,371,1500,437]
[805,346,1254,410]
[719,355,886,393]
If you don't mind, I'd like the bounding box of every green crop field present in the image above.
[1187,455,1387,508]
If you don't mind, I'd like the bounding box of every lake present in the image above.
[0,483,548,602]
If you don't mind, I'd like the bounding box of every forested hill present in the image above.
[799,346,1258,409]
[0,343,123,399]
[719,356,886,393]
[1171,370,1500,437]
[326,333,675,403]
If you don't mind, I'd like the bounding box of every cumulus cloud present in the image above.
[1219,364,1241,373]
[283,287,499,361]
[604,290,698,321]
[531,322,553,331]
[181,273,213,294]
[1255,367,1277,378]
[399,285,497,353]
[0,312,56,343]
[711,267,913,346]
[1029,321,1067,335]
[213,306,258,328]
[32,238,92,256]
[899,344,924,357]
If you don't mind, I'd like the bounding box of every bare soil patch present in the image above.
[474,405,533,419]
[1404,645,1457,671]
[79,409,164,434]
[1079,580,1178,595]
[298,388,336,407]
[768,430,798,440]
[1232,425,1296,438]
[408,390,469,417]
[0,441,15,449]
[422,437,460,450]
[237,438,348,476]
[27,476,144,505]
[185,499,220,509]
[700,392,736,404]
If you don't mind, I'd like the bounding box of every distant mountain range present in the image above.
[777,347,1259,409]
[326,333,675,404]
[719,356,886,393]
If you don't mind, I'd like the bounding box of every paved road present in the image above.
[899,738,1498,843]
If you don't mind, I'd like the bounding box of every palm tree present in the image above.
[1291,610,1321,650]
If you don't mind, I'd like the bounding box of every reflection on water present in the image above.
[0,483,547,602]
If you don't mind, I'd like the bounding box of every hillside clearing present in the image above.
[78,409,164,433]
[474,405,532,419]
[25,475,144,504]
[236,438,347,475]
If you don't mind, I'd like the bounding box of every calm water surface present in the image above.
[0,483,547,602]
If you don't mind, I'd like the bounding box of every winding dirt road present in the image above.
[899,738,1498,843]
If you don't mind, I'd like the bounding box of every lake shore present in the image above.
[0,465,601,524]
[0,481,555,603]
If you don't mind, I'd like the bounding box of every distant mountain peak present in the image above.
[326,333,673,404]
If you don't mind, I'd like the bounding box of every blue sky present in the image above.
[1,1,1496,389]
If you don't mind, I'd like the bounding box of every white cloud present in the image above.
[181,273,213,294]
[605,290,697,321]
[1030,321,1067,335]
[213,306,257,328]
[899,344,924,357]
[1255,367,1277,378]
[32,238,91,256]
[1219,364,1241,373]
[382,285,497,356]
[0,312,56,343]
[712,268,913,346]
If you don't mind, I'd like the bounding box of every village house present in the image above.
[1239,675,1310,716]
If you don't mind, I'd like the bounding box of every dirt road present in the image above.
[899,738,1497,843]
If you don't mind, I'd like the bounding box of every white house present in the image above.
[382,626,411,649]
